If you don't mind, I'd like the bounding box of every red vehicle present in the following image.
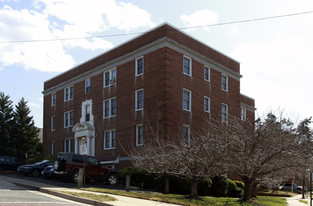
[53,152,118,185]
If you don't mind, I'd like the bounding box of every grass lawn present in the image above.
[60,191,117,202]
[81,187,287,206]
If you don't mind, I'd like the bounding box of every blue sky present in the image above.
[1,0,313,128]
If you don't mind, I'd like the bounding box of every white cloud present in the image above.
[29,102,41,108]
[180,9,219,32]
[231,37,313,120]
[0,0,155,72]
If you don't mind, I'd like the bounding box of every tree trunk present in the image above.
[242,177,252,201]
[190,181,199,197]
[164,177,169,194]
[251,181,257,198]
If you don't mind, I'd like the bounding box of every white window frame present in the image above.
[64,138,71,153]
[85,78,90,94]
[104,68,117,88]
[221,74,228,92]
[183,88,191,112]
[103,97,116,119]
[183,56,192,76]
[136,124,143,146]
[182,124,191,147]
[104,130,116,150]
[64,110,73,128]
[241,108,247,121]
[64,86,74,102]
[204,66,210,82]
[52,93,56,106]
[222,104,228,123]
[204,96,210,113]
[135,56,144,76]
[85,104,91,122]
[51,115,56,131]
[135,89,144,111]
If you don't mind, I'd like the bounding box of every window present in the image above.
[136,124,143,146]
[103,97,116,118]
[222,104,228,123]
[182,125,190,147]
[85,105,91,122]
[135,56,144,76]
[51,141,55,155]
[183,56,192,76]
[204,66,210,82]
[51,116,56,131]
[135,89,144,111]
[183,89,191,111]
[52,93,56,106]
[241,108,247,121]
[104,130,116,150]
[221,74,228,92]
[85,79,90,94]
[89,157,99,166]
[64,111,73,128]
[204,97,210,113]
[64,86,74,101]
[104,68,116,87]
[64,139,71,152]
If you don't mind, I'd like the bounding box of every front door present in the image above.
[79,138,87,155]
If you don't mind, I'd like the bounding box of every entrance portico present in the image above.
[72,122,95,156]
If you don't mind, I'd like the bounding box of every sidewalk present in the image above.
[286,194,309,206]
[0,175,180,206]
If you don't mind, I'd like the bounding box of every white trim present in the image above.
[64,85,74,102]
[183,55,192,76]
[51,115,56,131]
[135,56,144,76]
[241,108,247,121]
[103,97,116,119]
[64,110,73,128]
[183,88,191,112]
[51,93,56,106]
[85,78,90,94]
[204,66,210,82]
[43,37,241,96]
[222,103,228,123]
[104,67,116,88]
[136,124,143,146]
[182,124,190,147]
[221,74,228,92]
[204,96,210,113]
[135,89,144,111]
[103,130,116,150]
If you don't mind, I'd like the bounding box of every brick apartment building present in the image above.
[42,23,255,169]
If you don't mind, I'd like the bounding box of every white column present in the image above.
[75,137,78,154]
[87,136,91,156]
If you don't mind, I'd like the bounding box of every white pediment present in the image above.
[72,122,95,132]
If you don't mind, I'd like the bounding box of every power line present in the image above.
[1,10,313,44]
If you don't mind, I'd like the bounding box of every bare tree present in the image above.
[130,124,227,197]
[219,113,305,201]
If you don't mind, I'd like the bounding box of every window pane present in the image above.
[136,90,143,110]
[137,125,143,145]
[104,100,109,117]
[183,126,190,146]
[183,57,190,75]
[105,72,110,86]
[204,67,210,81]
[105,132,110,149]
[112,69,116,80]
[183,90,190,110]
[111,131,116,148]
[137,58,143,75]
[111,98,116,116]
[69,87,73,99]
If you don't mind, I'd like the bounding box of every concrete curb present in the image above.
[40,188,113,206]
[10,180,113,206]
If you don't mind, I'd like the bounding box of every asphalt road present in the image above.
[0,179,89,206]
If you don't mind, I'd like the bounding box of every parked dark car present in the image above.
[0,156,24,171]
[54,152,118,185]
[41,165,56,178]
[18,160,53,177]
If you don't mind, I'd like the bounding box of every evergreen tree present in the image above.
[0,92,14,155]
[12,98,40,160]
